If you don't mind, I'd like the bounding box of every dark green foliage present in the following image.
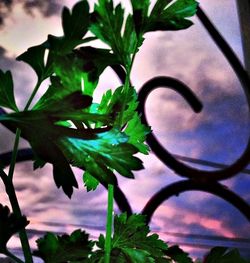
[123,13,142,55]
[0,204,29,253]
[62,1,89,40]
[61,129,144,188]
[112,213,168,258]
[33,75,92,111]
[0,0,199,198]
[75,47,119,84]
[90,0,138,67]
[130,0,150,35]
[146,0,198,32]
[34,230,93,263]
[165,245,193,263]
[83,171,99,191]
[1,92,96,198]
[92,213,169,262]
[45,0,91,54]
[0,89,144,196]
[203,247,250,263]
[0,69,18,112]
[125,113,151,154]
[91,0,198,67]
[97,86,137,127]
[90,0,124,57]
[16,44,53,81]
[95,85,150,154]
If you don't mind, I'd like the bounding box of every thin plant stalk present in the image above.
[104,184,114,263]
[24,80,42,111]
[103,42,139,262]
[4,80,42,262]
[8,128,21,181]
[6,130,33,263]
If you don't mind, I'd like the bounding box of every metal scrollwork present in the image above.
[137,6,250,223]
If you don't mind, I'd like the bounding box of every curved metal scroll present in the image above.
[136,6,250,223]
[141,180,250,224]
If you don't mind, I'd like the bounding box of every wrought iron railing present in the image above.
[0,2,249,254]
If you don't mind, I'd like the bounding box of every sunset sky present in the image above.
[0,0,249,261]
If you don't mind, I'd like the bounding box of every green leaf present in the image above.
[74,46,119,85]
[60,129,143,186]
[83,171,99,191]
[90,0,123,56]
[97,85,138,128]
[93,213,168,262]
[0,70,18,111]
[46,47,119,99]
[33,74,92,111]
[113,213,167,257]
[34,229,93,263]
[204,247,249,263]
[0,204,29,253]
[130,0,150,15]
[123,14,143,55]
[45,35,87,55]
[165,245,193,263]
[62,1,89,39]
[1,90,143,194]
[121,248,154,263]
[0,91,97,198]
[93,85,150,153]
[146,0,198,32]
[130,0,150,35]
[44,1,90,54]
[125,113,151,154]
[16,44,53,81]
[10,113,79,197]
[90,0,138,67]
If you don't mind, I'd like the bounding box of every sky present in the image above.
[0,0,250,261]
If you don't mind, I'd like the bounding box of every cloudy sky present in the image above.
[0,0,250,261]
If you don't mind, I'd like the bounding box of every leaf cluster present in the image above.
[201,247,250,263]
[0,0,148,197]
[0,204,29,254]
[92,213,169,262]
[0,69,18,112]
[34,230,94,263]
[0,0,199,197]
[90,0,198,67]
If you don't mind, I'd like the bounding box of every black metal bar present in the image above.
[2,148,250,175]
[236,0,250,74]
[196,6,250,104]
[137,6,250,182]
[142,180,250,224]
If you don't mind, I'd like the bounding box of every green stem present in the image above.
[24,80,41,111]
[0,169,33,263]
[118,42,139,127]
[3,80,43,262]
[8,128,21,181]
[8,129,33,262]
[5,172,33,262]
[103,50,138,262]
[104,184,114,263]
